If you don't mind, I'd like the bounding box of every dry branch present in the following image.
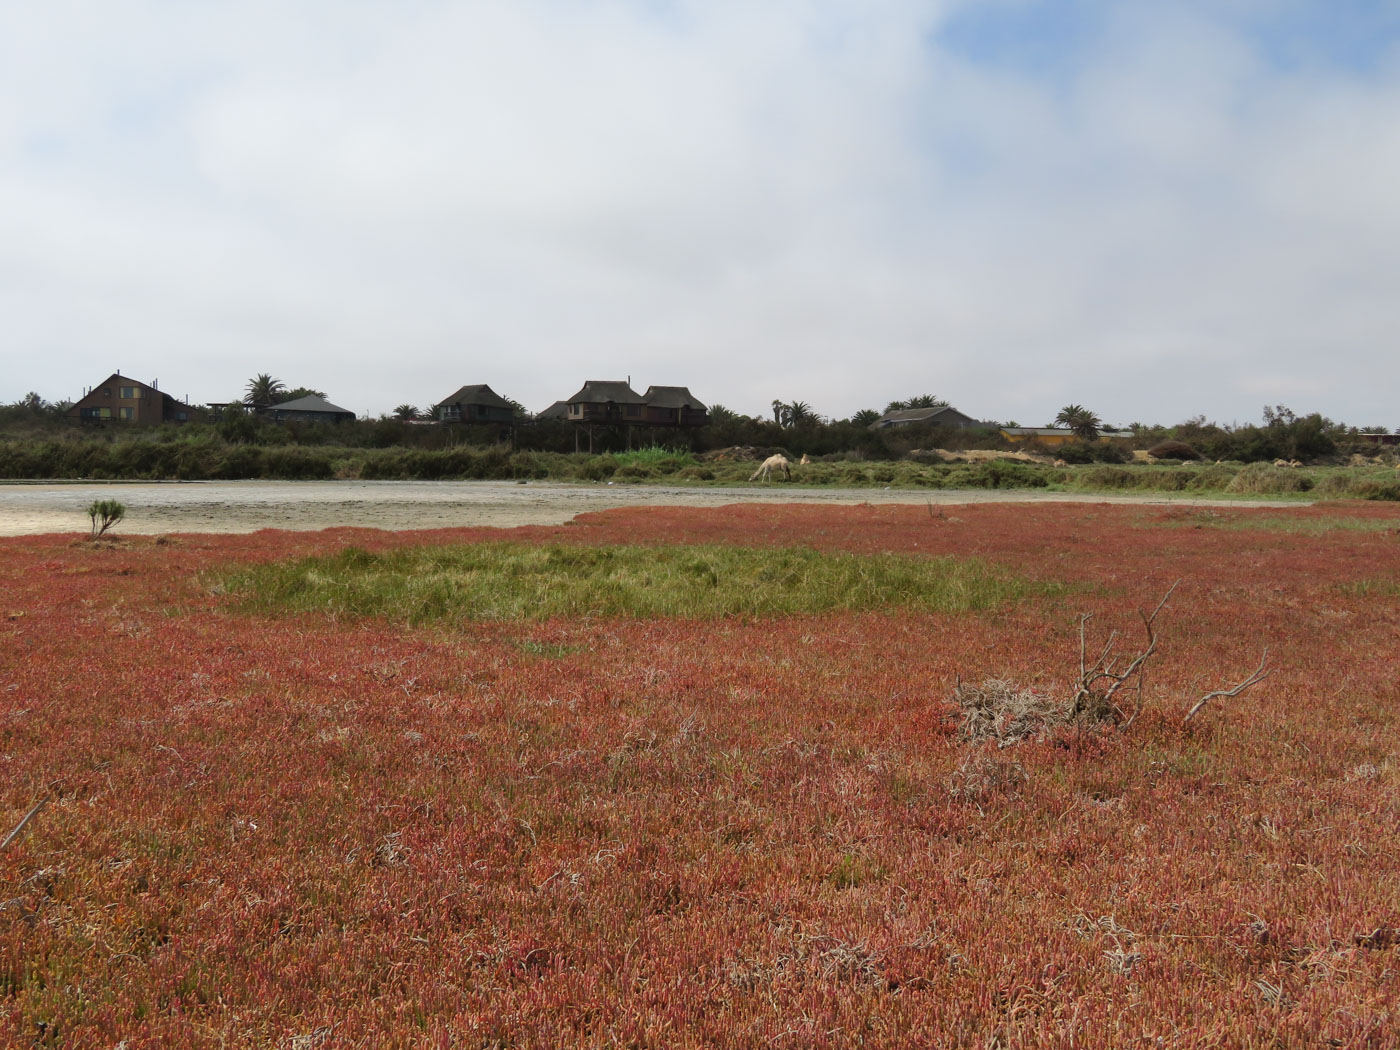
[954,580,1270,743]
[0,795,48,852]
[1183,651,1271,724]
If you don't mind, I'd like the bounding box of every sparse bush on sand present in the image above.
[86,498,125,539]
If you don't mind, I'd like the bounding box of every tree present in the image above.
[245,374,286,408]
[393,404,419,421]
[1054,404,1103,441]
[885,395,949,413]
[218,403,259,444]
[851,408,881,427]
[786,401,817,427]
[276,386,327,404]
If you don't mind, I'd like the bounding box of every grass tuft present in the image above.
[218,542,1063,623]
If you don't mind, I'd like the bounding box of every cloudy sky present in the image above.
[3,1,1399,427]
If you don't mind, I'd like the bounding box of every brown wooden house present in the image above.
[69,373,199,424]
[565,380,648,425]
[436,384,517,425]
[560,379,710,451]
[642,386,708,427]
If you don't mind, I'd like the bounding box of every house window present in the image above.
[441,406,461,422]
[120,407,135,420]
[119,386,142,399]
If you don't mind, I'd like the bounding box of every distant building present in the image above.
[559,379,709,451]
[1000,427,1134,445]
[535,401,570,421]
[869,405,982,430]
[565,380,648,425]
[435,384,517,425]
[641,386,708,427]
[264,395,356,424]
[69,373,198,424]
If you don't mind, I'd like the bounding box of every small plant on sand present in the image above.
[954,582,1271,745]
[87,498,125,539]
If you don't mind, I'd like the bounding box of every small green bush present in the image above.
[88,499,125,538]
[1077,466,1136,489]
[1185,465,1238,491]
[1225,462,1313,495]
[1147,439,1202,461]
[1343,478,1400,501]
[577,456,618,481]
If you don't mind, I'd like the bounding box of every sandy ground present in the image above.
[0,480,1308,537]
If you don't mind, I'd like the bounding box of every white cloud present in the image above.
[2,1,1400,426]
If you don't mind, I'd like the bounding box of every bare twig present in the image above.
[1,796,49,852]
[1183,651,1271,724]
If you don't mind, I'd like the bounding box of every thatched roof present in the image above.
[535,400,570,420]
[565,380,644,405]
[643,385,706,410]
[438,384,514,410]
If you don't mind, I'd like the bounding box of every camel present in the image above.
[749,454,791,481]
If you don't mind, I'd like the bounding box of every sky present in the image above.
[3,0,1400,428]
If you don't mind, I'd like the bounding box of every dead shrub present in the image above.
[952,582,1270,747]
[953,679,1083,747]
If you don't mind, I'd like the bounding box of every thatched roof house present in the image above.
[565,380,647,424]
[436,384,516,425]
[642,386,708,427]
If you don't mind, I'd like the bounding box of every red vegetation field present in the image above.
[1,501,1397,1048]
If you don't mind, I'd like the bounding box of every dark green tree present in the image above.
[275,386,327,404]
[244,374,286,408]
[1054,404,1103,441]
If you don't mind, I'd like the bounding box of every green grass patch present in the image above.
[218,542,1064,624]
[1143,511,1400,534]
[510,638,589,658]
[1337,577,1400,598]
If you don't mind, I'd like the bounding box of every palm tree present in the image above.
[884,399,908,413]
[771,400,788,426]
[393,404,419,421]
[906,394,949,409]
[1054,404,1103,441]
[244,374,286,408]
[786,401,817,427]
[851,408,881,427]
